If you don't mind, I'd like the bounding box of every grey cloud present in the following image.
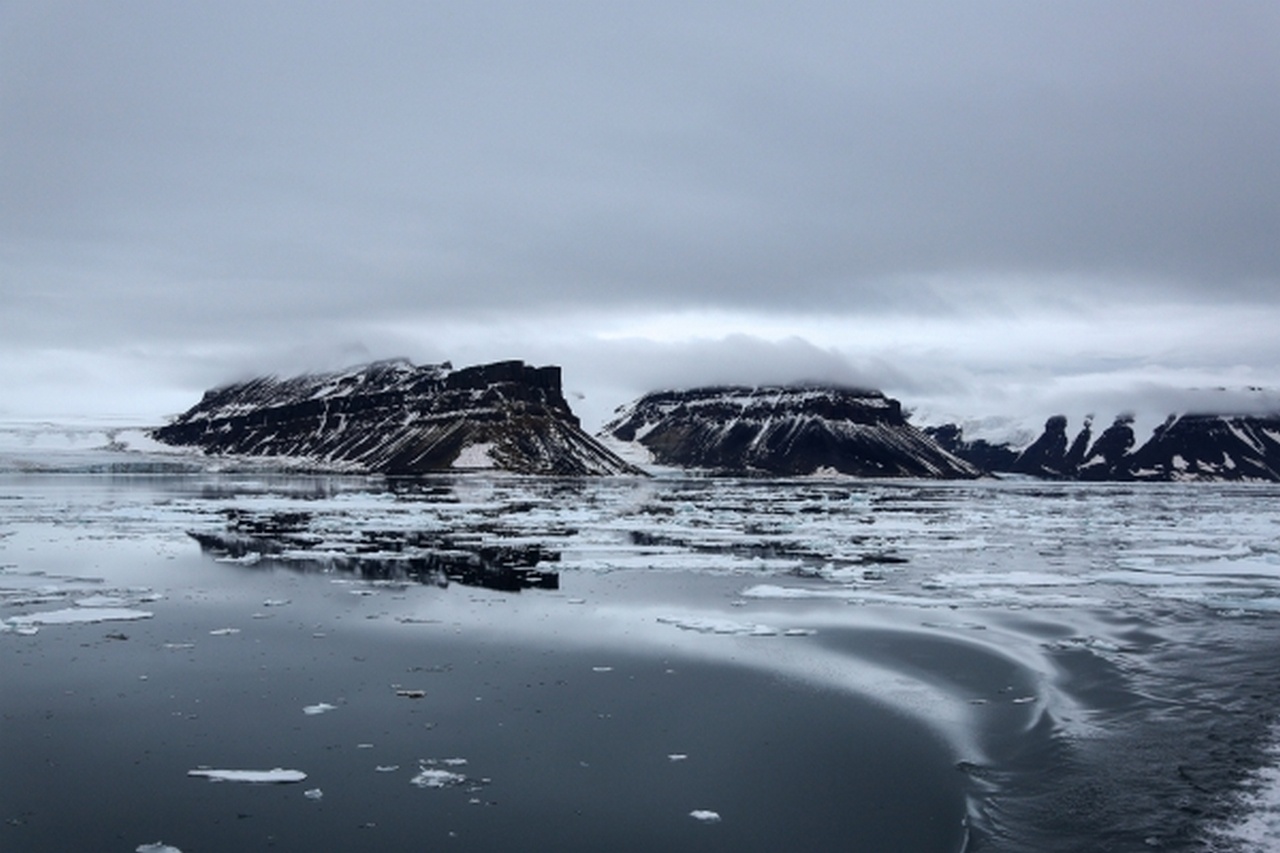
[3,2,1278,423]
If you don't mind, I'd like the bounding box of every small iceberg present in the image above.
[690,809,721,822]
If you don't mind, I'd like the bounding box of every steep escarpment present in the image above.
[152,359,641,476]
[937,412,1280,482]
[602,386,979,478]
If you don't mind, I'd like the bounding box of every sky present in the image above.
[3,1,1279,439]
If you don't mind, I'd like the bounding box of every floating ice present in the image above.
[656,615,810,637]
[668,753,688,762]
[74,594,128,608]
[8,607,153,626]
[304,788,323,800]
[136,843,183,853]
[187,768,307,783]
[303,702,336,715]
[689,810,721,822]
[410,768,467,788]
[208,627,240,636]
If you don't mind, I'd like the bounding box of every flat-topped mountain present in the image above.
[602,386,980,478]
[934,412,1280,482]
[152,359,641,476]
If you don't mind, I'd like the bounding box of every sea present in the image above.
[2,424,1280,852]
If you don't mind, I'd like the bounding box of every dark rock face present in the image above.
[924,424,1020,473]
[602,386,979,478]
[939,412,1280,482]
[1125,414,1280,481]
[152,359,641,476]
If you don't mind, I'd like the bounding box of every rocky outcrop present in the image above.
[602,386,980,478]
[938,412,1280,482]
[152,359,642,476]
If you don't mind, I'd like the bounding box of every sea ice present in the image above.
[410,768,467,788]
[187,768,307,783]
[303,702,337,715]
[135,843,183,853]
[689,810,721,822]
[8,607,153,626]
[656,615,809,637]
[304,788,323,800]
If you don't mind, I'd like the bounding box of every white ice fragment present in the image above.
[9,607,153,626]
[263,599,291,607]
[668,754,688,762]
[690,810,721,822]
[441,758,468,766]
[303,702,337,716]
[209,628,240,636]
[136,843,183,853]
[304,788,323,800]
[187,768,307,783]
[375,765,400,773]
[163,642,195,650]
[410,768,467,788]
[592,666,613,672]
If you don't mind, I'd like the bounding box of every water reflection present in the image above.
[189,508,560,592]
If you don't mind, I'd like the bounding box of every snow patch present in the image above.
[452,442,497,469]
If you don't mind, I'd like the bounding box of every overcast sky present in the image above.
[3,1,1278,436]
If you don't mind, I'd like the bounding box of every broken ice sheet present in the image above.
[690,809,722,822]
[136,843,183,853]
[187,768,307,783]
[303,702,337,715]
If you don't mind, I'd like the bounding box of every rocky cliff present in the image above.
[602,386,980,478]
[152,359,641,476]
[937,412,1280,481]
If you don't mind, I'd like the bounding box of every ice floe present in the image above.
[303,702,337,715]
[656,615,812,636]
[7,607,153,626]
[187,767,307,783]
[689,809,721,822]
[410,768,468,788]
[136,843,183,853]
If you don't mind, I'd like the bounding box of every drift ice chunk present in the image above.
[187,768,307,783]
[690,810,721,822]
[303,702,336,715]
[410,768,467,788]
[136,844,183,853]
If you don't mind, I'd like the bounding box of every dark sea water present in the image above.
[4,467,1280,852]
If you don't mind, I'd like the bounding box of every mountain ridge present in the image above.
[151,359,642,476]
